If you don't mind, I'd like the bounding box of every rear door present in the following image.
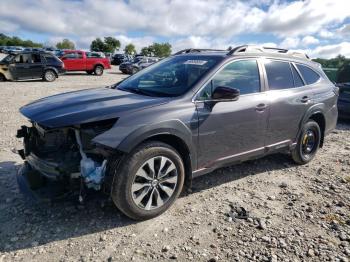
[28,53,44,78]
[263,60,315,146]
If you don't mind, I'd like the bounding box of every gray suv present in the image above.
[16,45,338,220]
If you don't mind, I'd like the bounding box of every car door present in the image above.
[27,53,44,78]
[263,59,315,146]
[62,52,82,71]
[195,59,269,169]
[9,53,32,79]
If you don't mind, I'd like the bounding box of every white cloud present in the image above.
[280,37,300,49]
[301,36,319,46]
[337,24,350,37]
[1,0,349,39]
[309,42,350,58]
[0,0,349,57]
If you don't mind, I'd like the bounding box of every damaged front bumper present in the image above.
[16,162,75,202]
[16,122,114,202]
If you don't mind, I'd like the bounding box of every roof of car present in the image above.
[173,45,319,67]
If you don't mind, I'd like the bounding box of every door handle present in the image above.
[255,103,268,112]
[300,96,310,103]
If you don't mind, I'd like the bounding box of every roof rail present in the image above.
[227,45,310,60]
[173,48,225,55]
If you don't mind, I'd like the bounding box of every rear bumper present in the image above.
[57,68,66,75]
[325,104,338,136]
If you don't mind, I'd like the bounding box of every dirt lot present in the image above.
[0,63,349,262]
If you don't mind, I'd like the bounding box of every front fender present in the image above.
[93,119,195,155]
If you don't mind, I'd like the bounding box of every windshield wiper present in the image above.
[118,87,158,97]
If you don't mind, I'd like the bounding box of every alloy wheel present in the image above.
[131,156,178,210]
[45,71,55,81]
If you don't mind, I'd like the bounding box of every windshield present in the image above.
[2,54,15,63]
[117,55,222,97]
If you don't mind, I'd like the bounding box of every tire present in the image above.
[94,65,104,76]
[131,67,138,75]
[110,141,185,220]
[43,70,56,82]
[291,120,321,165]
[0,74,5,81]
[86,70,93,75]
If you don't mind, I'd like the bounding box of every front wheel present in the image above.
[0,73,6,81]
[131,67,138,75]
[291,120,321,165]
[94,65,104,76]
[43,70,56,82]
[110,141,185,220]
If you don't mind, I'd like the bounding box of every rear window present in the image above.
[291,64,304,87]
[296,64,321,85]
[265,60,294,90]
[43,54,58,63]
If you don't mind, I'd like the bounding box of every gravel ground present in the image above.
[0,59,349,262]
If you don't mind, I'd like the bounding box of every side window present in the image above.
[32,54,41,63]
[296,64,321,85]
[198,60,260,100]
[265,60,294,90]
[291,64,304,87]
[62,53,76,59]
[77,52,83,59]
[14,54,32,63]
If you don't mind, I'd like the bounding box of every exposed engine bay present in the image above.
[16,119,117,201]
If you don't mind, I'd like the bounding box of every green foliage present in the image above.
[313,55,350,69]
[140,42,172,57]
[313,55,350,83]
[124,43,136,55]
[0,33,43,47]
[56,39,75,50]
[90,37,120,53]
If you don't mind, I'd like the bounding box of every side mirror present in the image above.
[212,86,240,101]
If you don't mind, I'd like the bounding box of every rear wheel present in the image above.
[43,70,56,82]
[110,141,185,220]
[94,65,104,76]
[291,120,321,164]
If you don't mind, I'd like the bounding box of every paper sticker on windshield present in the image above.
[184,60,208,65]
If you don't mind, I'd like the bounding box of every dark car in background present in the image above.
[336,64,350,118]
[0,51,65,81]
[119,56,159,74]
[111,53,132,65]
[16,45,338,220]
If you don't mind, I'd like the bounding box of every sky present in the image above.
[0,0,349,58]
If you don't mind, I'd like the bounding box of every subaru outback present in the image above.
[16,45,338,220]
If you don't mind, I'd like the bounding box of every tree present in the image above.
[104,37,120,53]
[152,42,172,57]
[140,43,172,57]
[90,38,105,52]
[124,43,136,55]
[90,37,121,53]
[140,46,153,56]
[0,33,42,47]
[56,39,75,50]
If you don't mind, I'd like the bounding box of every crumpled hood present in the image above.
[20,87,169,128]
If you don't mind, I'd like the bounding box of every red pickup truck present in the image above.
[60,50,111,75]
